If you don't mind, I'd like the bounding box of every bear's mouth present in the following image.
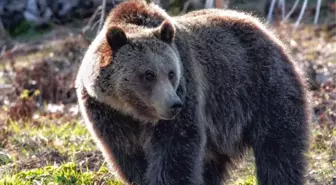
[157,110,181,120]
[131,103,181,121]
[158,114,173,120]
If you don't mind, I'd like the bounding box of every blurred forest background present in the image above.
[0,0,335,184]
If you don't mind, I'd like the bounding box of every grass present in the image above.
[0,116,123,184]
[0,162,122,185]
[1,115,335,185]
[0,115,260,185]
[5,118,96,159]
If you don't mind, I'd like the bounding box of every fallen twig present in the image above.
[0,84,14,96]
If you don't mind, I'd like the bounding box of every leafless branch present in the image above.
[314,0,322,24]
[98,0,107,34]
[180,0,192,15]
[293,0,307,32]
[205,0,214,9]
[280,0,286,19]
[282,0,300,23]
[82,6,102,33]
[267,0,277,23]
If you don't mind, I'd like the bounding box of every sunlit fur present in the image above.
[76,1,310,185]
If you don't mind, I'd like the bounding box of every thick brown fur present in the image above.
[76,1,310,185]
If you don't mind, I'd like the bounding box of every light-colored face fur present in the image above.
[79,21,183,123]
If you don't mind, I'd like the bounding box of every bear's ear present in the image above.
[155,20,175,44]
[106,27,128,51]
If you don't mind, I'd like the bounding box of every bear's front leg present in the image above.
[79,89,147,185]
[145,120,204,185]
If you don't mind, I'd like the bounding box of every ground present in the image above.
[0,22,335,185]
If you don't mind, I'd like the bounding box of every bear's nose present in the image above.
[170,101,183,109]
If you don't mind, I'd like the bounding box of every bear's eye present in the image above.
[168,71,174,80]
[145,71,156,82]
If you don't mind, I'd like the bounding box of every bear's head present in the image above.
[80,20,184,123]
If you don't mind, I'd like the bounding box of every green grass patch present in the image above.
[235,176,257,185]
[6,118,96,159]
[0,162,122,185]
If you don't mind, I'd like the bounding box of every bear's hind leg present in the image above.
[252,110,308,185]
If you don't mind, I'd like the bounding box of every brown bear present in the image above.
[75,1,310,185]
